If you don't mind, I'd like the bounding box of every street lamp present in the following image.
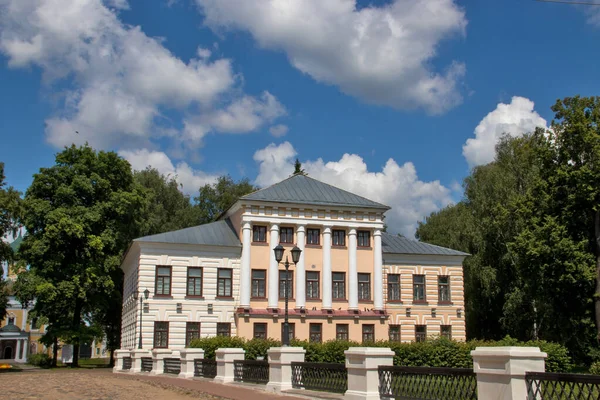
[134,288,150,349]
[274,244,302,346]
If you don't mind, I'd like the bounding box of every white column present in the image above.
[15,339,22,362]
[322,227,333,310]
[215,348,245,384]
[296,225,306,309]
[22,309,27,330]
[266,347,306,393]
[373,229,383,311]
[240,222,252,308]
[348,228,358,310]
[113,349,131,373]
[268,224,280,309]
[22,339,28,363]
[178,348,205,379]
[150,349,171,375]
[344,347,395,400]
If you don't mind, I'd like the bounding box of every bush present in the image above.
[245,338,281,360]
[28,353,52,368]
[189,336,245,360]
[590,362,600,375]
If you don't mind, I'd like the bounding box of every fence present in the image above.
[141,357,152,372]
[378,366,477,400]
[122,357,132,370]
[194,359,217,378]
[526,371,600,399]
[233,359,270,384]
[291,362,348,394]
[163,358,181,374]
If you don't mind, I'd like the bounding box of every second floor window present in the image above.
[358,273,371,300]
[438,276,451,303]
[362,324,375,342]
[218,269,232,297]
[307,228,320,245]
[389,325,400,342]
[357,230,370,247]
[280,227,294,243]
[252,270,266,298]
[332,272,346,300]
[310,323,322,343]
[253,226,267,242]
[217,323,231,337]
[186,322,200,347]
[332,230,346,246]
[441,325,452,340]
[387,274,401,301]
[336,324,349,341]
[306,271,320,299]
[415,325,427,343]
[279,270,293,299]
[155,266,172,296]
[187,267,203,296]
[413,275,426,302]
[153,321,169,348]
[254,323,267,339]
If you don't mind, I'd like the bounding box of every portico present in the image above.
[0,322,30,362]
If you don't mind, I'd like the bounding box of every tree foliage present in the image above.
[194,176,257,223]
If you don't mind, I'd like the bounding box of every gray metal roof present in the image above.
[134,219,241,247]
[382,232,468,256]
[242,174,390,210]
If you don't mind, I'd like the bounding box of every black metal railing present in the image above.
[194,359,217,378]
[291,362,348,394]
[141,357,152,372]
[163,358,181,374]
[526,371,600,399]
[233,359,270,384]
[122,357,132,370]
[378,365,477,400]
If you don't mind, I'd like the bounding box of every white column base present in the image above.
[150,349,172,375]
[112,349,131,373]
[130,349,151,373]
[215,348,245,384]
[178,348,205,379]
[344,347,394,400]
[266,347,306,393]
[344,391,381,400]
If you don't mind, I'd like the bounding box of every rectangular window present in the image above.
[186,322,201,347]
[413,275,426,302]
[415,325,427,343]
[280,227,294,244]
[217,323,231,337]
[307,229,320,245]
[31,318,38,330]
[306,271,320,299]
[357,231,370,247]
[187,267,203,297]
[218,269,233,297]
[251,270,266,298]
[8,316,15,325]
[279,270,293,299]
[332,230,346,246]
[332,272,346,300]
[153,321,169,348]
[438,276,451,303]
[253,323,267,339]
[336,324,349,341]
[441,325,452,340]
[309,323,322,343]
[389,325,401,342]
[253,226,267,242]
[358,273,371,301]
[362,324,375,342]
[387,274,401,301]
[96,348,100,355]
[155,266,172,296]
[281,323,295,342]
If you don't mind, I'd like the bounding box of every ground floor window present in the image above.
[186,322,201,347]
[336,324,349,341]
[281,323,295,342]
[153,321,169,348]
[415,325,427,343]
[362,324,375,343]
[309,323,322,343]
[253,323,267,339]
[389,325,401,342]
[441,325,452,340]
[217,323,231,337]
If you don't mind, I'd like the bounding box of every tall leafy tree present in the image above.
[19,145,146,367]
[195,176,258,222]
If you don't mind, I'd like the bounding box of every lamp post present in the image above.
[273,244,302,346]
[134,288,150,349]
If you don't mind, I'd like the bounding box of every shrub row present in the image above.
[189,335,572,372]
[28,353,52,368]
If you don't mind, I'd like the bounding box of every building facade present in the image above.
[119,175,467,350]
[0,296,46,362]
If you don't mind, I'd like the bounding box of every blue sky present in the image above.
[1,0,599,236]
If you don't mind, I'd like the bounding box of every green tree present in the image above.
[19,145,146,367]
[194,176,258,223]
[293,158,306,175]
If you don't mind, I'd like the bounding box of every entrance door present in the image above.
[3,346,13,359]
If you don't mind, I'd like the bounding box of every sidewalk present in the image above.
[110,370,307,400]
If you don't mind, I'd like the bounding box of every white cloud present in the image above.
[119,148,219,193]
[253,142,452,237]
[269,124,289,137]
[197,0,467,114]
[0,0,284,149]
[462,96,547,167]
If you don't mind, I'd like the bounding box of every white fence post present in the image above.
[151,349,172,375]
[344,347,395,400]
[179,348,205,379]
[130,349,152,373]
[214,348,245,384]
[266,347,306,393]
[471,346,547,400]
[112,349,130,373]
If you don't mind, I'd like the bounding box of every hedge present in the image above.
[189,335,572,372]
[28,353,53,368]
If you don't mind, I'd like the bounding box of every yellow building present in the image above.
[119,175,468,350]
